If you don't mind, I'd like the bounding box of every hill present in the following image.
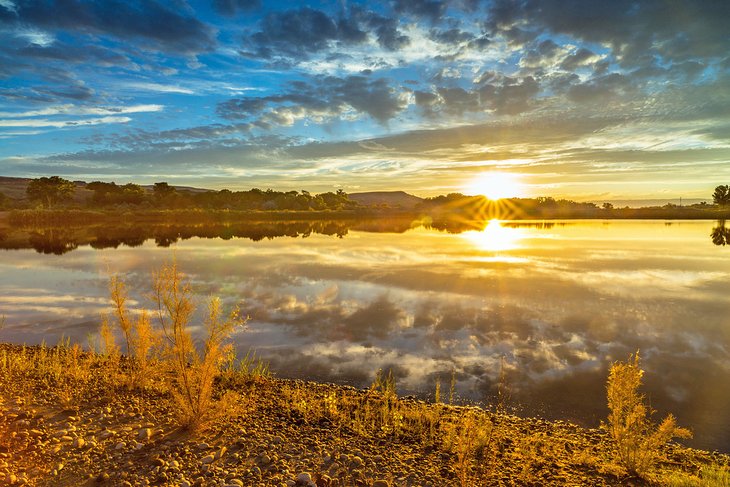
[348,191,424,209]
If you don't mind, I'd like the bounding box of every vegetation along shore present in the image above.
[1,262,728,486]
[2,176,730,225]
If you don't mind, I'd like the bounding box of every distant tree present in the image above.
[712,185,730,206]
[119,183,145,205]
[153,182,176,197]
[602,202,614,210]
[153,182,177,206]
[26,176,75,208]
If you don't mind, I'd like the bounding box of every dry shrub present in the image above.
[443,409,493,487]
[606,352,692,476]
[108,275,159,389]
[151,261,246,432]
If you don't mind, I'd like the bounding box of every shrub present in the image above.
[151,261,246,432]
[606,352,692,476]
[108,275,158,389]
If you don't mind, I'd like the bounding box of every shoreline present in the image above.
[1,343,727,486]
[2,207,730,230]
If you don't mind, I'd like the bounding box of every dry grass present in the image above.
[606,352,692,477]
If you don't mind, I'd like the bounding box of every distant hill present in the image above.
[602,198,708,208]
[0,176,32,200]
[348,191,424,209]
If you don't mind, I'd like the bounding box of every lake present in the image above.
[1,218,729,452]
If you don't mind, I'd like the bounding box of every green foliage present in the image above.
[713,185,730,206]
[87,181,145,206]
[26,176,75,208]
[606,352,692,477]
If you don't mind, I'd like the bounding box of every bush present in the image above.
[151,261,246,431]
[606,352,691,476]
[104,261,246,432]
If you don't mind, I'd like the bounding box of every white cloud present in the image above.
[14,27,55,47]
[0,116,132,128]
[124,82,195,94]
[0,104,164,118]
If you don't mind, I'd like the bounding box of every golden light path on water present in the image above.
[462,219,527,252]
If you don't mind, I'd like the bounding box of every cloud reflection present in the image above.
[1,220,729,450]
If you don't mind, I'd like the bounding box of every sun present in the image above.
[464,172,523,200]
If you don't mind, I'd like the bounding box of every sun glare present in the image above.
[464,219,525,252]
[465,172,522,200]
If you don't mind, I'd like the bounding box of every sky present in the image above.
[0,0,729,200]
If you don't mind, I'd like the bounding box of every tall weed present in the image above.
[606,352,692,476]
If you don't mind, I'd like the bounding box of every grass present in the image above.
[0,266,727,485]
[606,352,692,477]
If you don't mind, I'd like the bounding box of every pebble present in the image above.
[138,428,153,441]
[296,472,313,485]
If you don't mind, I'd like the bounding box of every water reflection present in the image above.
[0,220,729,452]
[711,220,730,246]
[463,219,526,251]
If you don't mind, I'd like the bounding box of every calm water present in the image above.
[1,219,729,451]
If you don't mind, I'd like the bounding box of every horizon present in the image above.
[1,1,729,199]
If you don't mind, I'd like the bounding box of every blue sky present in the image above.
[1,0,729,199]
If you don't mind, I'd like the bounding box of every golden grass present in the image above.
[606,352,692,477]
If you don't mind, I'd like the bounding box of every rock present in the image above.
[214,446,227,460]
[138,428,153,441]
[349,456,364,469]
[115,441,126,450]
[372,481,390,487]
[201,454,215,464]
[296,472,313,485]
[315,474,332,487]
[96,472,110,482]
[73,437,85,449]
[97,430,114,440]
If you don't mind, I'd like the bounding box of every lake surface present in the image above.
[1,219,729,451]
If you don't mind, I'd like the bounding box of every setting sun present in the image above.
[464,172,523,200]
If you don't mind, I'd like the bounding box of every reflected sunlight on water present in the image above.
[462,219,526,252]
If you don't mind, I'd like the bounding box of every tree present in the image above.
[26,176,75,208]
[713,185,730,206]
[602,202,614,210]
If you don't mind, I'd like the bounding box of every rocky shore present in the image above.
[0,344,727,486]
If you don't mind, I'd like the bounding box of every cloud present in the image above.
[0,104,163,118]
[218,75,408,125]
[0,0,217,54]
[124,82,195,94]
[486,0,730,66]
[243,7,367,61]
[0,115,131,128]
[212,0,259,16]
[393,0,448,24]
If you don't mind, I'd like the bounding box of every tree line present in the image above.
[2,177,730,213]
[2,176,357,211]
